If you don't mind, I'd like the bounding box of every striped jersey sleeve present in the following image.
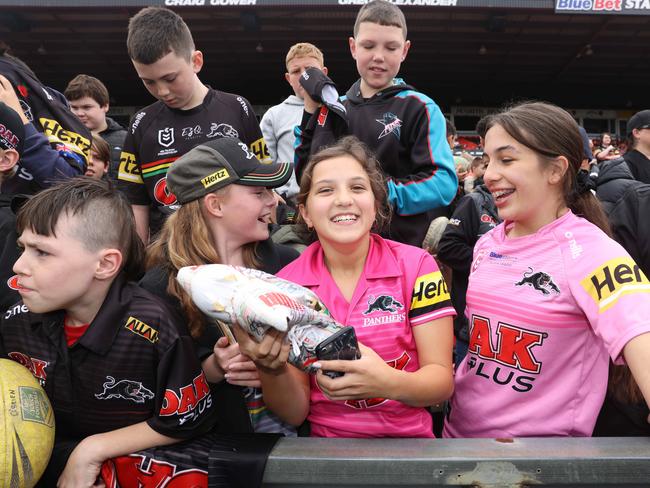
[408,252,455,325]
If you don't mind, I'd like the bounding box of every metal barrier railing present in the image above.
[263,437,650,487]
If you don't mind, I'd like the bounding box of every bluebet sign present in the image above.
[556,0,650,13]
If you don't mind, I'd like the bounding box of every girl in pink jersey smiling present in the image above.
[443,102,650,438]
[234,136,456,437]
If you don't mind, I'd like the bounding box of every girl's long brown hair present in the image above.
[608,364,644,405]
[488,103,647,404]
[146,194,258,338]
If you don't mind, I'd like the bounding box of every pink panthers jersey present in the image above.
[444,211,650,438]
[278,234,455,438]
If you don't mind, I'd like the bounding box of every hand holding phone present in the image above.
[315,326,360,379]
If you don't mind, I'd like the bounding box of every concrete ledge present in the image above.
[263,437,650,487]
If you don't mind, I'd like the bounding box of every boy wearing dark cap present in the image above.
[0,100,23,181]
[0,54,90,195]
[0,100,25,311]
[624,109,650,184]
[118,7,270,244]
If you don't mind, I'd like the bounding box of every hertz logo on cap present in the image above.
[580,257,650,313]
[125,316,159,343]
[201,168,230,188]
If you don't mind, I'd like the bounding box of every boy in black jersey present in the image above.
[117,7,270,243]
[0,178,216,486]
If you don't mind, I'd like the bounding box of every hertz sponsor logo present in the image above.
[411,271,450,310]
[124,316,159,343]
[201,168,229,188]
[117,151,143,183]
[39,117,91,156]
[580,257,650,313]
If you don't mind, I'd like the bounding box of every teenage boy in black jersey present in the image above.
[0,179,216,486]
[118,7,270,243]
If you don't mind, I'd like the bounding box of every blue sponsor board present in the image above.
[555,0,650,14]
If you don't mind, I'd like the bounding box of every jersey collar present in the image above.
[295,233,401,287]
[75,274,132,355]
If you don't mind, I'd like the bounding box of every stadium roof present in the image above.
[1,0,649,111]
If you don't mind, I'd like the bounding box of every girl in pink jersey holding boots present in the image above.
[443,102,650,438]
[233,136,456,437]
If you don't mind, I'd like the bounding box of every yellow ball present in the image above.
[0,358,55,488]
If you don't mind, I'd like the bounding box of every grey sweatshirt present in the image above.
[260,95,304,199]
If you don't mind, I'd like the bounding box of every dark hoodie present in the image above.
[99,116,127,183]
[295,78,456,246]
[0,56,90,195]
[595,157,644,215]
[437,185,500,343]
[624,149,650,185]
[0,194,20,313]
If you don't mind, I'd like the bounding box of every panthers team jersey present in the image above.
[444,211,650,438]
[0,276,216,441]
[117,88,269,233]
[278,234,455,438]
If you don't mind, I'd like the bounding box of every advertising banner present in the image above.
[7,0,648,14]
[5,0,551,8]
[555,0,650,14]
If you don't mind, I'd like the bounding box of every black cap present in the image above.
[628,110,650,135]
[299,67,347,120]
[0,101,25,154]
[578,127,593,160]
[166,137,293,204]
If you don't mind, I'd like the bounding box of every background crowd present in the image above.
[1,2,650,487]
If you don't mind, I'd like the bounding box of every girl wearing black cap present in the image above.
[140,137,300,436]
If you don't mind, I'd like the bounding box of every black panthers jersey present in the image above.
[117,88,269,232]
[0,276,217,441]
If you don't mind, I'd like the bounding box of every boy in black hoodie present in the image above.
[0,100,24,312]
[294,0,456,246]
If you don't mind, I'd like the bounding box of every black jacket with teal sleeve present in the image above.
[294,78,457,247]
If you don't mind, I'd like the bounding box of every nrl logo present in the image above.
[158,127,174,147]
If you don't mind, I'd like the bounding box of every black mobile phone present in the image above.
[315,326,360,379]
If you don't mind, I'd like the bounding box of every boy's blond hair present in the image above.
[353,0,407,39]
[285,43,325,69]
